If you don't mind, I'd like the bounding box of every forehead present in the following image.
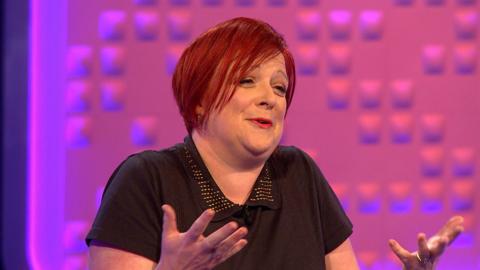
[250,53,286,73]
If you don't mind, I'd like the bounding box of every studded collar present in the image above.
[177,136,281,222]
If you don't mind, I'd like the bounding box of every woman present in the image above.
[86,17,464,270]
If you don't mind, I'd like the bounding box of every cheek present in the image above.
[225,95,250,113]
[278,101,287,118]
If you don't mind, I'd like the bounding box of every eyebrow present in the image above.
[273,70,289,82]
[247,67,289,83]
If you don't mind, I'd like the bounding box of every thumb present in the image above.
[162,204,178,236]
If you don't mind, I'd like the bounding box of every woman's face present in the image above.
[200,53,288,163]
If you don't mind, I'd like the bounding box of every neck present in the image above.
[191,130,266,172]
[191,130,266,204]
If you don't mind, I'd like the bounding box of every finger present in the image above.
[431,236,448,256]
[430,216,464,249]
[205,226,248,267]
[209,226,248,255]
[223,227,248,246]
[204,222,242,249]
[388,239,411,263]
[185,209,215,242]
[447,225,464,245]
[437,216,464,240]
[445,218,464,245]
[417,233,430,260]
[162,204,178,235]
[216,239,248,265]
[447,216,464,227]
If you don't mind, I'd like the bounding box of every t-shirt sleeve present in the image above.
[85,153,163,262]
[302,150,353,254]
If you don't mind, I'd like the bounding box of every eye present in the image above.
[274,85,287,97]
[239,78,255,86]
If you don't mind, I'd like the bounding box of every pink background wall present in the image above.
[33,0,480,269]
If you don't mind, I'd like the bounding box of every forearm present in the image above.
[325,239,360,270]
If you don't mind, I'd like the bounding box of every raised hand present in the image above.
[156,204,248,270]
[388,216,464,270]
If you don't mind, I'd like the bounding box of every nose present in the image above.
[256,82,277,110]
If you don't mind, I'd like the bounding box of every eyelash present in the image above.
[239,78,288,96]
[274,85,287,95]
[239,78,254,84]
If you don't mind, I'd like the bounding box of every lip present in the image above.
[248,118,273,129]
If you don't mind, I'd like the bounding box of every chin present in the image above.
[243,139,278,158]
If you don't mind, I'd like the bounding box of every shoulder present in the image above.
[272,145,317,168]
[270,145,323,184]
[128,144,179,164]
[103,144,185,194]
[119,144,183,173]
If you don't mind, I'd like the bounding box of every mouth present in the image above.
[248,118,273,128]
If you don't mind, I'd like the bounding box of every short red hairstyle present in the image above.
[172,17,296,134]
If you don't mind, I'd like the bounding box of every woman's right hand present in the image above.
[156,204,248,270]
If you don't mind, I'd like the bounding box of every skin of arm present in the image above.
[88,206,247,270]
[89,216,462,270]
[89,239,361,270]
[325,238,360,270]
[88,242,157,270]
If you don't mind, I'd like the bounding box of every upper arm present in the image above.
[89,241,157,270]
[297,149,353,253]
[86,154,164,262]
[325,238,359,270]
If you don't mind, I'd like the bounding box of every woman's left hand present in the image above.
[388,216,464,270]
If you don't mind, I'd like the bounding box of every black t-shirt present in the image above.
[86,137,353,269]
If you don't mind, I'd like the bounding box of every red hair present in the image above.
[172,17,296,133]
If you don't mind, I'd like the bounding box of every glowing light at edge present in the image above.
[27,0,41,266]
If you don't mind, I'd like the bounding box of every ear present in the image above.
[195,105,205,116]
